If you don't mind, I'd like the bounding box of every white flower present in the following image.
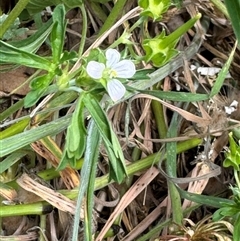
[86,49,136,101]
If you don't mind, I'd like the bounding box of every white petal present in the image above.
[107,79,126,102]
[86,61,105,79]
[112,60,136,78]
[106,49,120,68]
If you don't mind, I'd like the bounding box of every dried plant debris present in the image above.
[1,0,240,240]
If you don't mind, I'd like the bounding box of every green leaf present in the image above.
[138,0,171,21]
[234,214,240,241]
[142,13,201,66]
[210,40,237,97]
[166,111,183,224]
[177,186,234,208]
[63,0,83,9]
[58,94,86,169]
[0,118,29,139]
[1,18,53,53]
[223,157,240,170]
[110,125,127,180]
[133,89,209,102]
[224,0,240,45]
[143,30,178,67]
[57,149,72,170]
[26,0,83,15]
[51,4,67,63]
[161,13,201,49]
[106,141,126,183]
[0,14,28,41]
[212,208,225,221]
[220,207,240,217]
[30,74,53,90]
[83,94,110,136]
[59,94,86,168]
[132,69,154,79]
[60,50,78,63]
[85,121,101,241]
[24,73,55,107]
[72,119,100,241]
[212,204,240,221]
[0,115,71,158]
[0,41,52,71]
[83,93,127,183]
[0,150,30,174]
[24,88,46,108]
[223,132,240,171]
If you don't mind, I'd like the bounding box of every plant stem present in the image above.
[1,136,202,220]
[39,215,47,241]
[0,99,24,122]
[78,4,87,57]
[0,0,30,38]
[89,1,107,23]
[151,91,168,138]
[234,169,240,189]
[97,0,127,37]
[0,118,30,140]
[95,137,202,190]
[210,0,229,18]
[0,202,52,217]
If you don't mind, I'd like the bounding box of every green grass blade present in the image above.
[225,0,240,44]
[72,119,101,241]
[210,40,238,97]
[4,18,53,53]
[0,41,52,71]
[177,186,234,208]
[134,89,209,102]
[0,149,31,174]
[0,115,71,157]
[165,110,183,225]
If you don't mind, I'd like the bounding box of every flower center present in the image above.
[103,68,118,79]
[109,69,118,78]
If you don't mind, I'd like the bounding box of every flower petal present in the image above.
[112,60,136,78]
[107,79,126,102]
[106,49,120,68]
[86,61,105,79]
